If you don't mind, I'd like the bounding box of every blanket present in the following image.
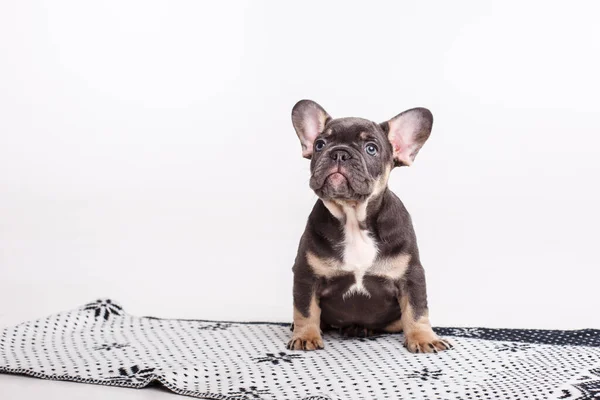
[1,299,599,399]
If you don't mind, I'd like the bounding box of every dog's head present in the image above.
[291,100,433,202]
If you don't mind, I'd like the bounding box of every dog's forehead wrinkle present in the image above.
[328,117,380,137]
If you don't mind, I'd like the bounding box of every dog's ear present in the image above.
[291,100,331,159]
[381,108,433,166]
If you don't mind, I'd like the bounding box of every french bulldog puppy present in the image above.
[287,100,451,353]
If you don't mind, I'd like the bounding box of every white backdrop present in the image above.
[1,1,599,331]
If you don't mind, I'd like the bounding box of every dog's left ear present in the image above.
[381,108,433,166]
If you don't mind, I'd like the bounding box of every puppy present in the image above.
[287,100,451,353]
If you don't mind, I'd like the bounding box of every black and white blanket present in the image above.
[1,300,599,399]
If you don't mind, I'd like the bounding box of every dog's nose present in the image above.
[330,149,352,162]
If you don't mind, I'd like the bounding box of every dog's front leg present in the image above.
[287,273,324,351]
[399,264,452,353]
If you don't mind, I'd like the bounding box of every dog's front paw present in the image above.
[404,330,453,353]
[287,327,324,351]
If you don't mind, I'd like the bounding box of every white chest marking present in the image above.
[339,205,378,299]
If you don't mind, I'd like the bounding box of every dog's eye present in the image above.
[365,143,378,156]
[315,140,326,152]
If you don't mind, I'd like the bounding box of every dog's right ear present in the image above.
[291,100,331,159]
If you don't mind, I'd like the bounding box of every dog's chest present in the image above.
[341,215,377,271]
[339,207,378,296]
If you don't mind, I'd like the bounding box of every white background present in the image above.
[2,1,600,335]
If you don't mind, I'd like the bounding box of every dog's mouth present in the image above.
[310,167,350,190]
[310,166,373,201]
[325,172,349,187]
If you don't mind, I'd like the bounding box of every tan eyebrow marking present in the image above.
[360,131,378,141]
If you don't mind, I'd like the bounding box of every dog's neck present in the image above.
[322,186,388,227]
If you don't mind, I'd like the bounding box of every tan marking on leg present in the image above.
[288,295,324,351]
[306,251,342,278]
[400,296,452,353]
[383,318,404,333]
